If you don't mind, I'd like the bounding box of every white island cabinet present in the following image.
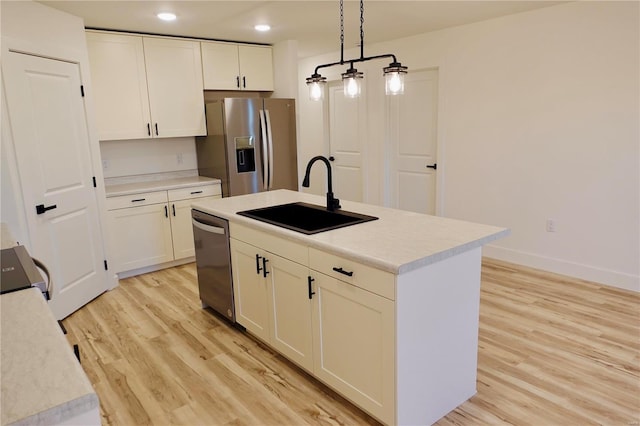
[191,190,509,426]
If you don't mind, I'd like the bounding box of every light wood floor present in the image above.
[62,259,640,425]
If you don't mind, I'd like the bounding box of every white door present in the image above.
[2,51,109,319]
[328,82,365,202]
[386,69,439,214]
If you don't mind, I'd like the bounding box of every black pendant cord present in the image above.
[340,0,344,64]
[308,0,406,80]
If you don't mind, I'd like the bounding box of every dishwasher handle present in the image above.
[192,218,226,235]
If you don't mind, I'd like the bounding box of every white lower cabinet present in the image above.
[268,254,314,372]
[230,237,314,372]
[230,239,271,342]
[107,184,220,274]
[311,272,395,425]
[108,201,174,272]
[230,224,395,424]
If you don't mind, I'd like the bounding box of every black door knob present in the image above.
[426,163,437,170]
[329,156,335,162]
[35,204,57,215]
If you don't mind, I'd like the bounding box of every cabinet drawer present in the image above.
[309,248,395,300]
[168,184,221,201]
[106,191,168,210]
[230,223,308,266]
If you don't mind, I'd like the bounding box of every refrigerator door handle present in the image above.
[259,109,269,191]
[265,109,275,190]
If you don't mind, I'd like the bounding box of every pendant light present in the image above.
[342,64,363,98]
[306,0,408,101]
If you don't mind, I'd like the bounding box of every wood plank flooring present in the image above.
[62,259,640,425]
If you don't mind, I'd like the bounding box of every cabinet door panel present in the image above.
[312,274,395,424]
[107,204,173,272]
[86,32,151,140]
[143,37,206,137]
[268,256,313,372]
[171,196,220,260]
[201,42,240,90]
[230,239,270,341]
[238,45,274,91]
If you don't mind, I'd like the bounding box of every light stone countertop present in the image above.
[105,175,221,197]
[1,223,99,425]
[0,288,99,425]
[191,189,510,275]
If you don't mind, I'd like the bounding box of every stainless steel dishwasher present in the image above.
[191,209,235,323]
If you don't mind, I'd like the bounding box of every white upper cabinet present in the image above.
[238,45,274,91]
[201,42,274,91]
[142,37,206,138]
[86,32,151,140]
[86,31,206,140]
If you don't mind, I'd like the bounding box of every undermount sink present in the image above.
[237,202,378,235]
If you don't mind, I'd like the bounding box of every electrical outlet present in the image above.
[176,153,183,164]
[546,219,556,233]
[102,159,109,170]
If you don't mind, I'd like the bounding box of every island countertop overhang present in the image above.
[191,190,509,275]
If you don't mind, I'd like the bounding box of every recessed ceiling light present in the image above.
[254,24,271,32]
[157,12,177,21]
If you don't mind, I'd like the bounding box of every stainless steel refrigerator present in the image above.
[196,98,298,197]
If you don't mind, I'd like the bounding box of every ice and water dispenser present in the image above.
[235,136,255,173]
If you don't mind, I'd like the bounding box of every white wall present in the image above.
[100,137,197,178]
[298,1,639,291]
[272,40,299,99]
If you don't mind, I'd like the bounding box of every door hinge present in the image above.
[92,176,97,188]
[104,260,108,270]
[80,85,85,97]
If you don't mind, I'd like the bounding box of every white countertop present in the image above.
[105,175,220,197]
[1,288,99,425]
[191,190,509,275]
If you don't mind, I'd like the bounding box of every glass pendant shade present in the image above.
[342,67,364,98]
[306,74,327,101]
[383,62,408,95]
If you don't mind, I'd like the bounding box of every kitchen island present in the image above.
[191,190,509,425]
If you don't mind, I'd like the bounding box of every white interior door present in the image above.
[3,51,108,319]
[386,69,439,214]
[328,82,365,202]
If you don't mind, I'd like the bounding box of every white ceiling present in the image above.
[38,1,564,58]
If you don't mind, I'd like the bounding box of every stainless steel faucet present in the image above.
[301,155,341,212]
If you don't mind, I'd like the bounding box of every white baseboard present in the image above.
[483,245,639,293]
[116,257,195,280]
